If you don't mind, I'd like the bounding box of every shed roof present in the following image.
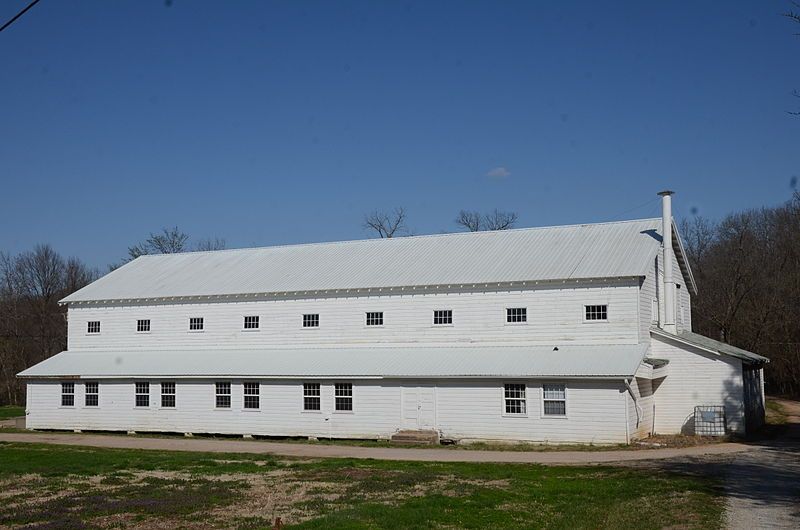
[651,328,769,364]
[18,343,649,379]
[63,218,693,303]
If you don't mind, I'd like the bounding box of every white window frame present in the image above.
[86,321,100,334]
[243,316,260,331]
[243,382,260,410]
[583,304,609,323]
[502,383,527,416]
[651,299,659,323]
[541,383,568,418]
[84,382,99,407]
[135,382,150,408]
[505,307,527,325]
[334,383,353,413]
[365,311,384,327]
[61,382,75,407]
[160,382,176,408]
[137,319,151,333]
[215,382,231,409]
[189,317,204,332]
[302,383,321,412]
[433,309,453,326]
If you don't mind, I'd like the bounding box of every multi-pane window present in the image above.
[215,382,231,408]
[244,316,260,329]
[303,314,319,328]
[189,317,204,331]
[506,307,527,323]
[137,319,151,332]
[504,383,526,415]
[585,305,608,321]
[433,309,453,325]
[61,382,74,407]
[244,382,260,409]
[161,382,176,408]
[135,382,150,407]
[543,383,567,416]
[85,382,99,407]
[303,383,321,411]
[87,321,100,334]
[335,383,353,411]
[365,312,383,326]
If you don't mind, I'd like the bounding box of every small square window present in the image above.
[506,307,527,323]
[161,382,175,408]
[137,319,151,332]
[543,383,567,416]
[433,310,452,325]
[335,383,353,411]
[87,321,100,334]
[135,382,150,407]
[303,383,321,411]
[366,312,383,326]
[244,316,260,329]
[215,382,231,408]
[585,305,608,321]
[303,314,319,328]
[504,383,526,415]
[85,382,98,407]
[61,382,74,407]
[244,382,260,409]
[189,317,204,331]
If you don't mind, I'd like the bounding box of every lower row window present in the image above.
[135,382,150,407]
[244,382,260,409]
[503,383,567,416]
[61,382,74,407]
[303,383,321,411]
[161,382,176,408]
[85,382,98,407]
[335,383,353,411]
[216,382,231,408]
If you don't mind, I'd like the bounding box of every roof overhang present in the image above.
[651,327,769,365]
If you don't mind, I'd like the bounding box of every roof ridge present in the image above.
[137,217,661,259]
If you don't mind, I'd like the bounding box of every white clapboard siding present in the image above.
[653,251,693,333]
[638,256,659,340]
[649,334,744,434]
[68,281,641,351]
[26,378,628,444]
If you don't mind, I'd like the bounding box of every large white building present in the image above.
[19,192,768,444]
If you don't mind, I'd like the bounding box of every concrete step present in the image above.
[390,430,439,445]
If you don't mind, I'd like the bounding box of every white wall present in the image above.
[26,378,629,444]
[67,280,641,351]
[647,249,692,334]
[650,334,744,434]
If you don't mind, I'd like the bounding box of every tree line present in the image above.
[681,191,800,398]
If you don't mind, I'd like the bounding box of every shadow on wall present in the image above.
[677,374,746,436]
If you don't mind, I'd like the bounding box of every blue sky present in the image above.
[1,0,798,268]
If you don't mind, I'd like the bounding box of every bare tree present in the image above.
[195,237,227,252]
[784,2,800,114]
[363,207,407,238]
[0,245,96,405]
[455,209,518,231]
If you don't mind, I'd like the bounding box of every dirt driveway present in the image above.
[632,398,800,529]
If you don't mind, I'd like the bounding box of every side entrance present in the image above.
[401,384,436,430]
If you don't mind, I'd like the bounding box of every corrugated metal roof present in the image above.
[63,218,666,303]
[18,343,648,379]
[651,328,769,364]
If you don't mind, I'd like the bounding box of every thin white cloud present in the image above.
[486,166,510,179]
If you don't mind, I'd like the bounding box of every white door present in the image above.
[402,385,436,429]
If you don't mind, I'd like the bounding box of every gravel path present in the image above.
[723,399,800,529]
[0,430,752,464]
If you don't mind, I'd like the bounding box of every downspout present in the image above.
[624,383,630,445]
[624,378,643,433]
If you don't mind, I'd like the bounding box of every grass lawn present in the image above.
[0,442,723,529]
[0,406,24,420]
[766,399,788,425]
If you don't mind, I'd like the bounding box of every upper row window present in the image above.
[433,309,452,325]
[585,305,608,321]
[87,304,609,335]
